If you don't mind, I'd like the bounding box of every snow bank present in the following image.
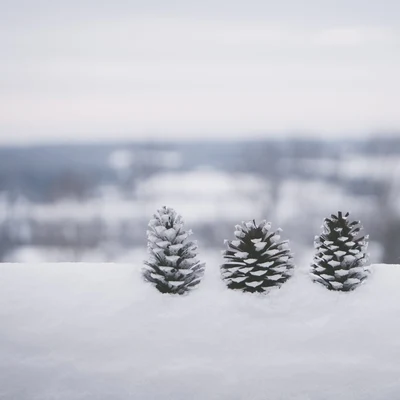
[1,258,399,400]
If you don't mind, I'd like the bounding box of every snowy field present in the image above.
[1,255,399,400]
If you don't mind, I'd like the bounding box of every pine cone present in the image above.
[143,206,205,294]
[221,220,294,292]
[311,211,369,291]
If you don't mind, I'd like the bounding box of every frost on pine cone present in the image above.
[143,206,205,294]
[311,212,369,291]
[221,220,294,293]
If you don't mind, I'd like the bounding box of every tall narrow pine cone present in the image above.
[143,206,205,294]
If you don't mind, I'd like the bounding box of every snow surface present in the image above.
[1,258,400,400]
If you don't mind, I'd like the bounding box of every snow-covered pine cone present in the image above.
[311,211,369,291]
[143,206,205,294]
[221,220,294,293]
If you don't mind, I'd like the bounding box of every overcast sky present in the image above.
[0,0,399,144]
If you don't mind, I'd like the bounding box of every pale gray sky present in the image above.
[0,0,399,144]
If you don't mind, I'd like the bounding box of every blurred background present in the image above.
[1,0,399,265]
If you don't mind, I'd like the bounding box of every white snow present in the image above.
[155,240,170,248]
[329,281,343,290]
[233,251,249,259]
[335,269,350,277]
[263,249,280,256]
[328,260,341,268]
[344,277,361,285]
[243,258,258,264]
[1,260,400,400]
[234,230,246,238]
[164,228,177,241]
[254,242,267,251]
[250,270,268,276]
[258,261,275,268]
[238,267,253,274]
[244,280,263,288]
[165,255,180,263]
